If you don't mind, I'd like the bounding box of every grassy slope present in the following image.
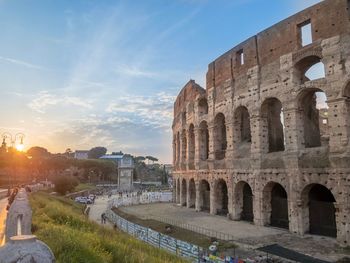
[30,192,187,263]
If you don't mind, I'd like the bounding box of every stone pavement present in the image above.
[88,196,112,228]
[119,203,349,262]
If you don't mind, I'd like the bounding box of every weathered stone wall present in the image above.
[172,0,350,246]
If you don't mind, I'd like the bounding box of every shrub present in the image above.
[52,175,79,195]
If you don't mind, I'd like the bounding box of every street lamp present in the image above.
[1,132,25,191]
[1,132,25,152]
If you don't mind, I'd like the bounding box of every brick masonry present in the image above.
[172,0,350,247]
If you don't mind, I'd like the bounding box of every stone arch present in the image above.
[294,55,325,84]
[214,113,227,160]
[234,106,251,156]
[199,121,209,161]
[262,182,289,229]
[188,124,195,169]
[261,98,285,153]
[182,111,187,125]
[181,178,187,206]
[301,184,337,238]
[213,179,228,216]
[234,181,254,222]
[188,178,196,208]
[297,88,329,148]
[198,179,210,212]
[342,80,350,98]
[198,98,208,115]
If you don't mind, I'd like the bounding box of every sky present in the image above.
[0,0,322,163]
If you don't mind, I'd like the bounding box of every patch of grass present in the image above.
[113,207,237,252]
[30,192,187,263]
[74,183,96,192]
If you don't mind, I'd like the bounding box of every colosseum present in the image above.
[172,0,350,246]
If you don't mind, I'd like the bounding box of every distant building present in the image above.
[100,153,134,189]
[74,150,89,160]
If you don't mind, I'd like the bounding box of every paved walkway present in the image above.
[88,196,112,228]
[0,198,8,246]
[119,203,349,262]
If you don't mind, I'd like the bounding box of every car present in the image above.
[75,196,93,204]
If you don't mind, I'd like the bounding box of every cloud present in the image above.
[114,64,157,78]
[0,56,43,70]
[106,91,176,129]
[28,91,93,113]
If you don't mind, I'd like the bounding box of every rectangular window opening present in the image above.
[237,50,244,65]
[299,20,313,47]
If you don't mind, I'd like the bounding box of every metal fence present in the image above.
[105,210,201,261]
[145,215,237,242]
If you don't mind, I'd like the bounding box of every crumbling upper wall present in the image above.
[173,80,205,119]
[207,0,350,90]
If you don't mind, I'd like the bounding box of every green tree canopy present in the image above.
[27,146,50,158]
[88,147,107,159]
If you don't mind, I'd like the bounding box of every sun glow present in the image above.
[16,144,24,152]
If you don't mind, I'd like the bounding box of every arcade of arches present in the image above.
[172,0,350,247]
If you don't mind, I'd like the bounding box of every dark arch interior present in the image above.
[198,98,208,115]
[216,180,228,216]
[200,180,210,212]
[214,113,227,160]
[188,179,196,208]
[308,184,336,237]
[270,184,289,229]
[241,183,254,222]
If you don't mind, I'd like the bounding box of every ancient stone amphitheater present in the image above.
[172,0,350,246]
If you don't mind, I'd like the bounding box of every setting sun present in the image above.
[16,144,24,152]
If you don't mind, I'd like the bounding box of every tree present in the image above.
[145,156,158,164]
[27,146,50,158]
[88,147,107,159]
[134,156,146,163]
[52,175,79,195]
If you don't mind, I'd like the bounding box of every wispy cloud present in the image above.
[28,91,93,113]
[0,56,44,70]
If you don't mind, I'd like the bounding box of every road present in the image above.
[88,196,112,228]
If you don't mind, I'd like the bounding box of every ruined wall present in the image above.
[172,0,350,246]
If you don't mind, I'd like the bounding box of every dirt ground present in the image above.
[119,203,350,262]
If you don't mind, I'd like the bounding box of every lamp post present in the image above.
[1,133,25,190]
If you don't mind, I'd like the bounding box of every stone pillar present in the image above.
[210,181,217,215]
[328,98,349,153]
[194,127,201,169]
[283,107,303,152]
[225,121,234,163]
[253,190,265,226]
[172,136,176,167]
[195,181,201,212]
[186,180,191,208]
[180,179,186,206]
[208,125,215,170]
[227,178,234,219]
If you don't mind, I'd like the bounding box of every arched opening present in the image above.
[188,179,196,208]
[188,124,195,169]
[214,113,227,160]
[302,184,337,237]
[261,98,285,153]
[181,129,187,162]
[199,180,210,212]
[199,121,209,161]
[214,179,228,216]
[234,181,254,222]
[181,179,187,206]
[182,111,187,124]
[295,56,325,84]
[234,106,251,143]
[263,182,289,229]
[176,178,180,204]
[198,98,208,115]
[298,89,329,148]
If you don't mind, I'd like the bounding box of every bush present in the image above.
[52,175,79,195]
